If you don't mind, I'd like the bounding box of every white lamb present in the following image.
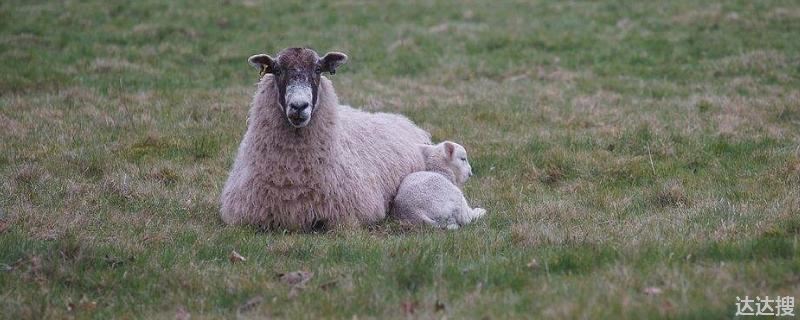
[220,48,431,231]
[391,141,487,229]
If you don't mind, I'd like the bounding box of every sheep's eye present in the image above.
[273,68,282,76]
[460,157,467,161]
[314,67,322,75]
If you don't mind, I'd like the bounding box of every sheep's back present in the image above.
[334,105,431,223]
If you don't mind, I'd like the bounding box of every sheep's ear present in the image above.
[443,141,456,160]
[320,52,348,75]
[248,54,276,76]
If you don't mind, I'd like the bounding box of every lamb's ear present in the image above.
[418,144,434,158]
[320,52,348,75]
[443,141,456,160]
[248,54,275,76]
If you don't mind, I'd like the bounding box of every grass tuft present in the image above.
[655,180,690,208]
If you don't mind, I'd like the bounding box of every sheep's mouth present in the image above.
[287,114,310,128]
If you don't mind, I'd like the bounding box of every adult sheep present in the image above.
[220,47,431,231]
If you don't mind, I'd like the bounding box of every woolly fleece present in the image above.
[220,75,431,230]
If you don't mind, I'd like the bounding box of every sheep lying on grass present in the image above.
[220,48,431,231]
[391,141,486,229]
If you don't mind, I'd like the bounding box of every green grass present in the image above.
[2,0,800,318]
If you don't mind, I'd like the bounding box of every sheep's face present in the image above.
[248,48,348,128]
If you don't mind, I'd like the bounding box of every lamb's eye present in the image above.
[460,157,467,161]
[315,67,322,75]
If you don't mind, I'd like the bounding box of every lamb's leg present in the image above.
[394,208,439,227]
[415,211,439,227]
[456,196,487,226]
[471,208,487,220]
[413,208,456,230]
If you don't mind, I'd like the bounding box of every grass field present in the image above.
[2,0,800,318]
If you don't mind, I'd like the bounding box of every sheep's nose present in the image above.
[289,101,309,112]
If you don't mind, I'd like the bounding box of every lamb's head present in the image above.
[421,141,473,187]
[248,48,348,128]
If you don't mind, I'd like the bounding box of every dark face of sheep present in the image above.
[248,48,348,128]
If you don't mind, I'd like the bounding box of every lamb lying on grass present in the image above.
[391,141,486,229]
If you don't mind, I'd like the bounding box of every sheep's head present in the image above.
[248,48,348,128]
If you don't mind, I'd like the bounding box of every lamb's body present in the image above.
[391,142,486,229]
[392,172,484,229]
[221,75,430,230]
